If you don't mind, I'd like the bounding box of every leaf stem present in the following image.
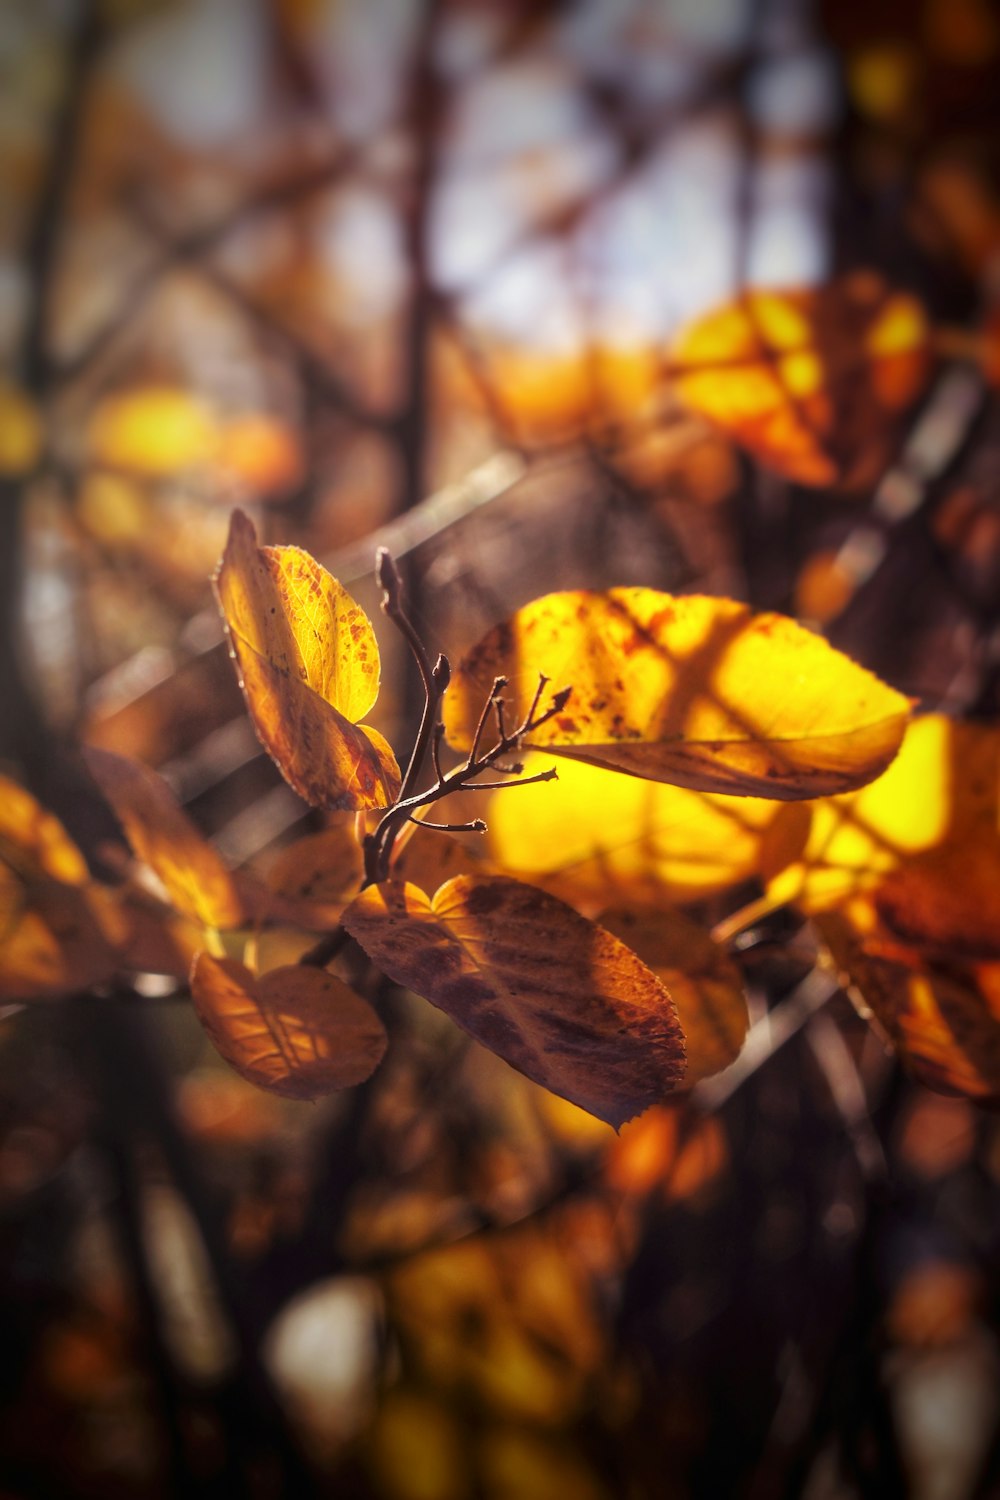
[363,670,571,885]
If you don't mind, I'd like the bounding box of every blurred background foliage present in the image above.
[1,0,1000,1496]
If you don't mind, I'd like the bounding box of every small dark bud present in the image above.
[492,675,508,695]
[551,686,573,713]
[432,653,451,689]
[376,548,402,599]
[472,819,487,833]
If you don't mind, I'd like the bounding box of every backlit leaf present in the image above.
[84,747,245,929]
[190,954,387,1098]
[214,510,400,810]
[443,590,911,799]
[485,753,809,910]
[671,274,931,488]
[768,715,1000,914]
[342,875,686,1128]
[601,909,748,1085]
[818,905,1000,1101]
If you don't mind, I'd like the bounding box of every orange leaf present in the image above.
[214,510,400,811]
[342,875,686,1128]
[600,909,748,1086]
[819,906,1000,1101]
[262,823,365,929]
[84,747,244,929]
[874,837,1000,960]
[190,954,386,1098]
[0,777,123,1000]
[671,274,931,488]
[0,776,90,886]
[443,590,911,799]
[0,878,123,1001]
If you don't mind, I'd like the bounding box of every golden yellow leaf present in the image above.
[84,747,245,929]
[818,905,1000,1101]
[769,715,1000,914]
[342,875,686,1128]
[190,954,387,1098]
[87,385,218,475]
[214,510,400,811]
[671,274,931,488]
[0,384,43,476]
[485,753,808,910]
[601,909,748,1086]
[443,590,911,800]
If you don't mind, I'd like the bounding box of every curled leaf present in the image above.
[190,954,387,1098]
[671,274,931,488]
[214,510,400,811]
[342,875,686,1128]
[443,590,911,799]
[84,747,244,929]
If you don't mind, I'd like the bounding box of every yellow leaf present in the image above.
[0,384,43,476]
[87,385,218,475]
[769,715,1000,913]
[84,747,245,929]
[190,954,386,1098]
[214,510,400,811]
[600,909,748,1086]
[342,875,686,1129]
[818,905,1000,1102]
[671,274,931,488]
[485,752,808,910]
[443,590,911,799]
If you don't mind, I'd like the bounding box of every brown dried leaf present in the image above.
[443,591,911,799]
[342,875,686,1128]
[190,954,387,1098]
[600,909,748,1086]
[818,906,1000,1101]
